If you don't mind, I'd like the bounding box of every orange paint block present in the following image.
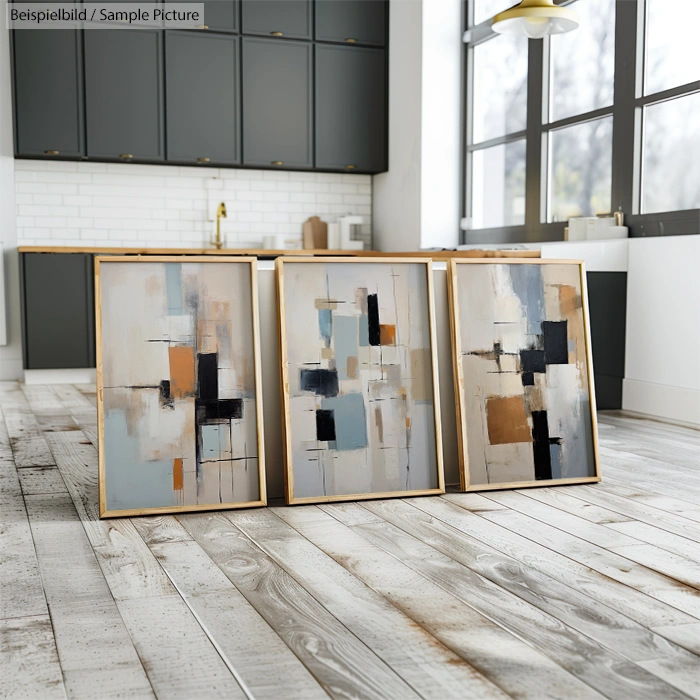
[168,346,195,398]
[173,457,184,491]
[379,324,396,346]
[486,395,532,445]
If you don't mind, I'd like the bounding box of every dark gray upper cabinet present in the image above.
[241,1,311,39]
[315,45,386,173]
[315,0,387,47]
[202,0,239,32]
[21,253,95,370]
[12,29,84,158]
[166,32,240,165]
[242,38,312,168]
[84,29,164,161]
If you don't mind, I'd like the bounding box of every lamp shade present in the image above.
[492,0,579,38]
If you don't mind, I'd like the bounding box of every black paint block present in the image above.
[159,379,172,407]
[198,399,243,422]
[521,372,535,386]
[197,353,218,401]
[316,409,336,441]
[367,293,380,346]
[520,349,546,373]
[531,410,553,480]
[543,321,569,364]
[300,368,339,397]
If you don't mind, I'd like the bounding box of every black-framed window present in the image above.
[462,0,700,243]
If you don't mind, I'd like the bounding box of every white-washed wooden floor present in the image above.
[2,382,700,700]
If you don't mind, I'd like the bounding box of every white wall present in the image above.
[15,161,372,249]
[373,0,462,252]
[0,2,24,380]
[624,234,700,427]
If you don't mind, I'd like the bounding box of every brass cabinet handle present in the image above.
[270,31,283,36]
[345,164,356,170]
[196,24,209,29]
[119,153,133,159]
[271,160,283,166]
[345,38,357,43]
[197,157,211,163]
[44,150,59,155]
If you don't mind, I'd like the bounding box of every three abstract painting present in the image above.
[96,256,599,518]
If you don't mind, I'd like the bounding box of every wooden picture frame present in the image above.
[96,256,266,517]
[447,258,601,492]
[277,257,445,504]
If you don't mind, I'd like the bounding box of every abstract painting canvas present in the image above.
[96,257,265,517]
[277,258,444,504]
[448,259,599,491]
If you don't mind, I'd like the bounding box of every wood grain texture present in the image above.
[364,498,700,693]
[17,467,68,496]
[51,384,97,415]
[229,507,510,700]
[23,493,154,698]
[131,515,193,546]
[276,504,606,700]
[0,385,55,467]
[0,616,66,700]
[179,511,420,699]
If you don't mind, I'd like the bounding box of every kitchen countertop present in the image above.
[18,246,541,258]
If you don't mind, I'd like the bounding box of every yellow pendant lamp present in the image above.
[492,0,579,39]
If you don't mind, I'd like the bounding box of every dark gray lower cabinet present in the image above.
[315,0,387,46]
[315,44,386,173]
[587,272,627,410]
[241,0,312,39]
[84,29,164,161]
[21,254,95,370]
[166,32,240,165]
[12,29,84,158]
[242,38,313,168]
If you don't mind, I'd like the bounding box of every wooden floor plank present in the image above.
[276,504,606,700]
[363,498,700,695]
[230,507,511,700]
[607,520,700,565]
[179,511,421,700]
[0,615,66,700]
[150,539,329,699]
[17,467,68,496]
[24,493,154,699]
[356,501,691,700]
[50,385,96,414]
[0,385,55,468]
[115,595,247,699]
[131,515,193,546]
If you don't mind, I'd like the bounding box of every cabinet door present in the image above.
[202,0,239,32]
[315,45,386,173]
[166,32,239,165]
[241,0,311,39]
[315,0,387,47]
[242,38,312,168]
[12,29,84,158]
[21,254,95,370]
[84,29,164,161]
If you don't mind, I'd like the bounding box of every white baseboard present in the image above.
[24,368,96,385]
[622,379,700,428]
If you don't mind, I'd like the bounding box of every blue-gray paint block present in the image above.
[509,264,545,336]
[165,263,183,316]
[318,309,333,347]
[334,315,358,380]
[322,393,368,451]
[358,315,369,347]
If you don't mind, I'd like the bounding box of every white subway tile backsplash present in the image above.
[15,161,373,248]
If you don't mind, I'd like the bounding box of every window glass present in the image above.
[471,140,526,228]
[642,92,700,213]
[473,34,528,143]
[550,0,615,122]
[548,117,613,222]
[473,0,515,27]
[645,0,700,95]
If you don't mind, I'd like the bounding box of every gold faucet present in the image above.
[213,202,227,249]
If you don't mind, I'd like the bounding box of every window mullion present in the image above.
[610,0,642,216]
[525,38,545,241]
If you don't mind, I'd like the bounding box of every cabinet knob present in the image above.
[345,164,356,170]
[197,157,211,163]
[345,38,357,43]
[119,153,133,160]
[44,150,59,155]
[270,31,283,36]
[271,160,283,166]
[196,24,209,29]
